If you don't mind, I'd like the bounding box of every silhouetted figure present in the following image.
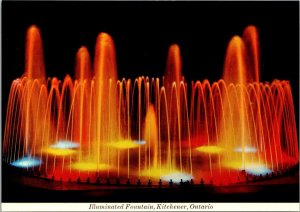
[200,178,204,186]
[77,177,81,183]
[159,179,162,187]
[137,179,141,186]
[190,179,194,185]
[169,179,173,187]
[126,179,130,186]
[148,179,152,187]
[86,177,90,184]
[180,179,183,187]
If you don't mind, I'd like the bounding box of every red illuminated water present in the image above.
[3,25,298,185]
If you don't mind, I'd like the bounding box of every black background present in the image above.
[2,1,299,131]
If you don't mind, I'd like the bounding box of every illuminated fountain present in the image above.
[3,25,298,186]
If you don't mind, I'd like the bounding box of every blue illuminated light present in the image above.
[245,166,272,176]
[50,140,79,149]
[161,172,193,183]
[11,156,41,168]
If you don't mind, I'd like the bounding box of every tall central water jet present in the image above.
[94,33,118,172]
[220,26,260,172]
[164,44,185,174]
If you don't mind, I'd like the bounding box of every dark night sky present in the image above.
[2,1,299,128]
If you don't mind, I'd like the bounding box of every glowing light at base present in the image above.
[43,148,76,156]
[71,162,113,172]
[140,167,173,179]
[11,156,41,168]
[195,146,224,154]
[244,165,272,176]
[234,146,257,153]
[108,140,139,149]
[141,168,193,183]
[225,161,272,176]
[50,141,79,149]
[42,141,79,156]
[161,172,194,183]
[133,140,146,145]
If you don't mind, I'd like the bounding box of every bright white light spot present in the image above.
[161,172,193,183]
[50,140,79,149]
[234,146,257,153]
[11,156,41,168]
[134,140,146,145]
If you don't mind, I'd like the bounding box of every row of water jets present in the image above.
[3,25,298,185]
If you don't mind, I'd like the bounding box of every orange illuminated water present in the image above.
[3,25,298,185]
